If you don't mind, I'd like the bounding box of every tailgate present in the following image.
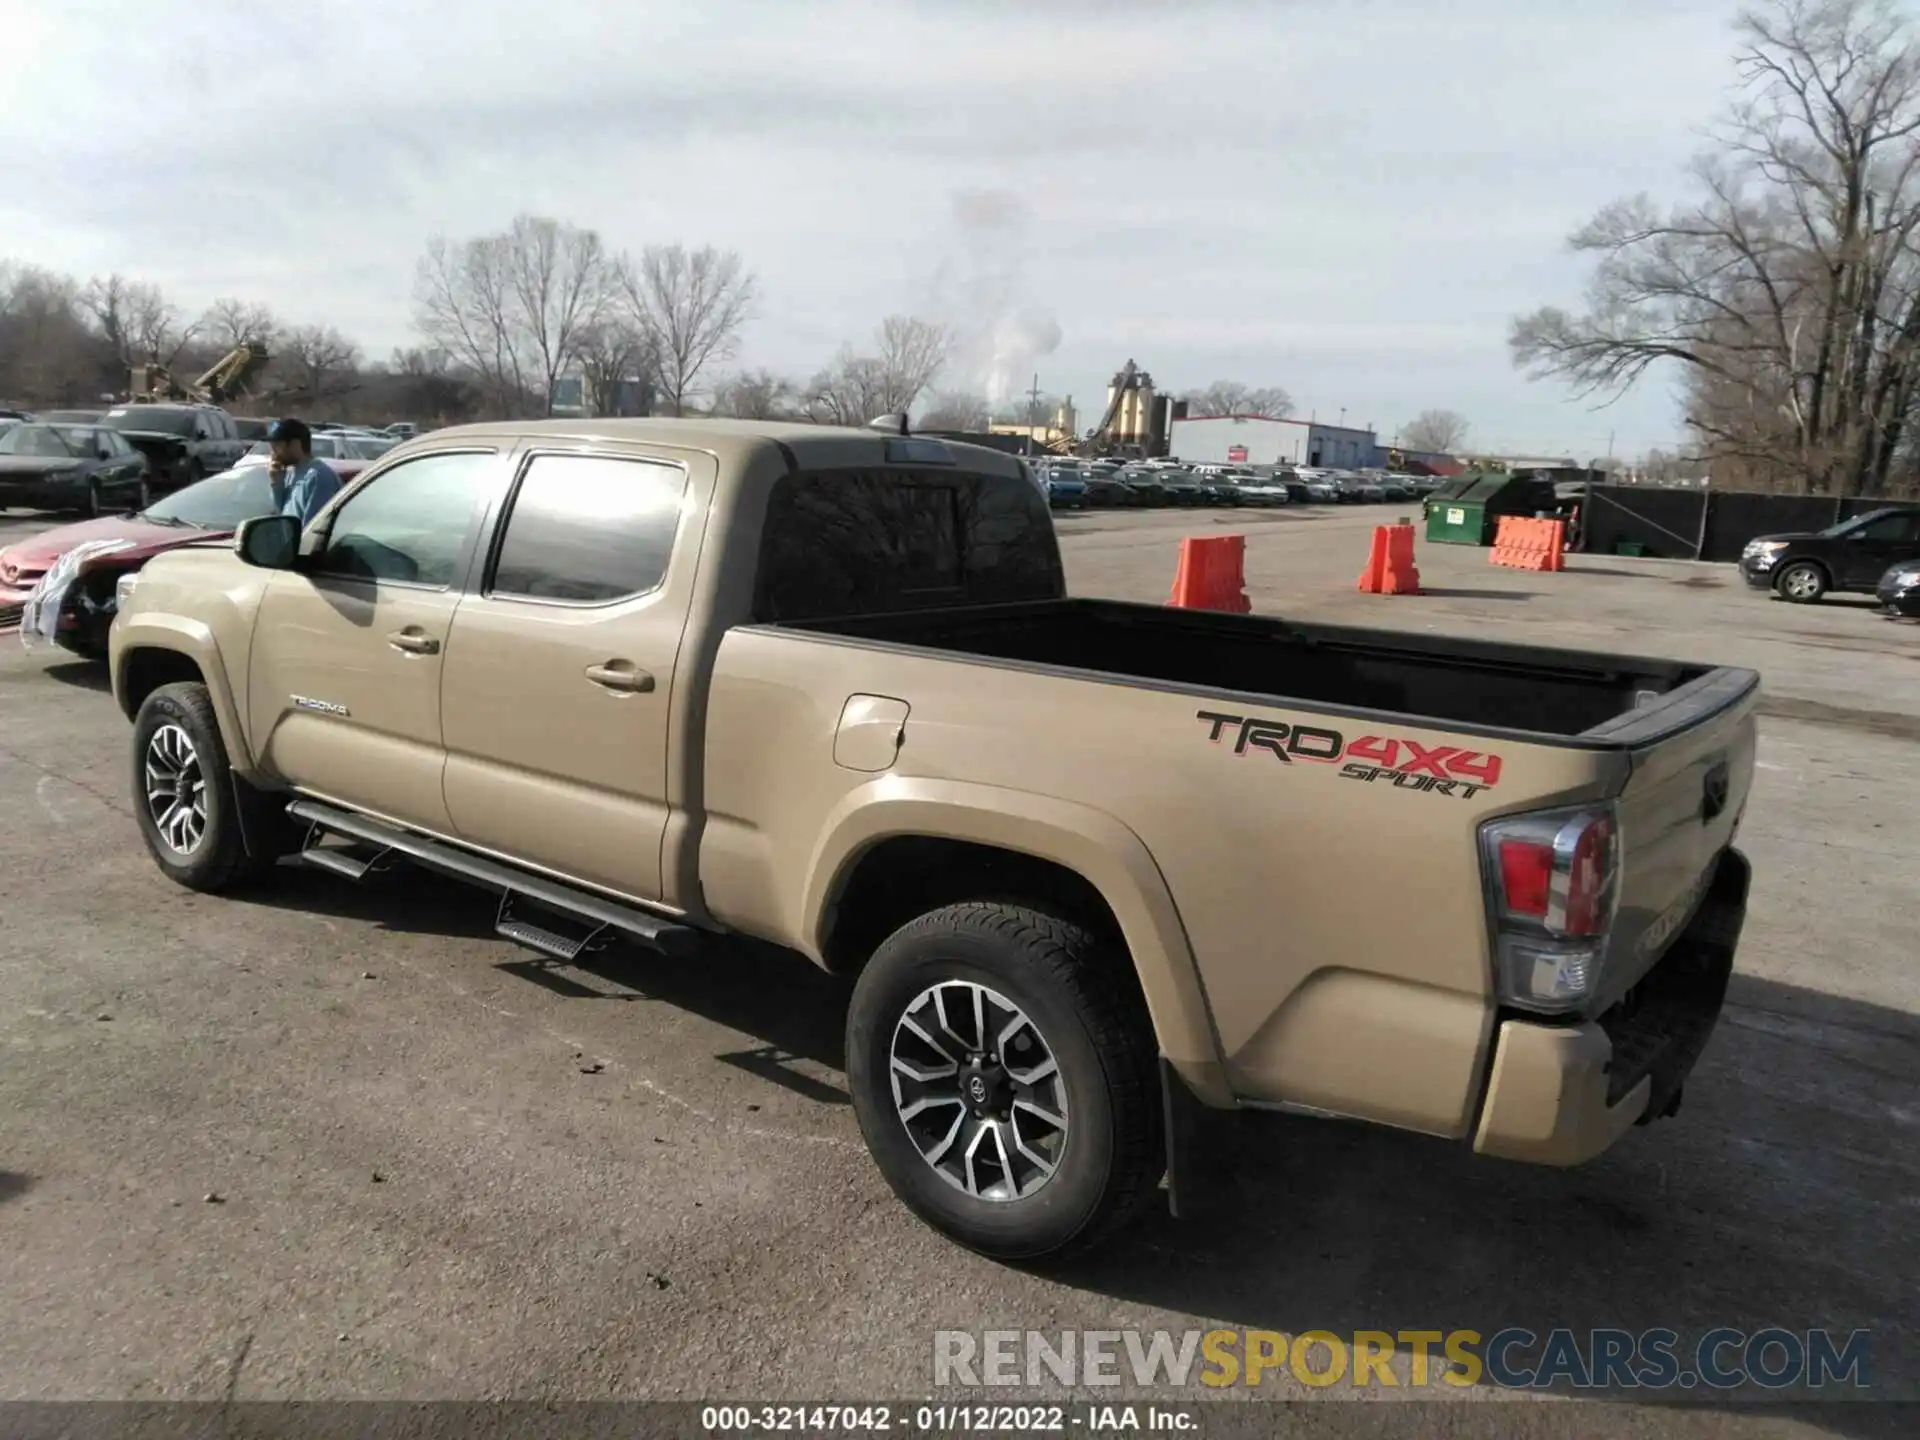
[1586,667,1758,1008]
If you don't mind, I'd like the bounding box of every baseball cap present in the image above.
[266,418,311,446]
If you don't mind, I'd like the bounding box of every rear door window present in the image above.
[1852,511,1920,543]
[489,452,689,603]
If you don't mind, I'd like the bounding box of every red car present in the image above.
[1,458,368,654]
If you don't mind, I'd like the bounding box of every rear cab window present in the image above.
[753,465,1064,622]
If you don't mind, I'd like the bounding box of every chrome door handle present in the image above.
[387,629,440,655]
[585,662,654,693]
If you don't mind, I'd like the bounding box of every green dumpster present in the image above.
[1422,472,1565,546]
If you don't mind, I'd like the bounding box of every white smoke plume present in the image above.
[928,188,1064,413]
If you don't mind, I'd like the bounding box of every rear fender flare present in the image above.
[803,777,1232,1104]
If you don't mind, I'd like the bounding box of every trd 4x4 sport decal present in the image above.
[1196,710,1502,800]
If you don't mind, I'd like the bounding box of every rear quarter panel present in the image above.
[699,627,1627,1138]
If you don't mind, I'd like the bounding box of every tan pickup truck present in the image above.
[108,419,1757,1261]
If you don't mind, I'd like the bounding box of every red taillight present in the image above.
[1562,814,1614,936]
[1498,839,1551,918]
[1480,805,1619,1013]
[1484,807,1618,939]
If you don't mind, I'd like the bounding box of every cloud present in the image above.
[2,0,1742,453]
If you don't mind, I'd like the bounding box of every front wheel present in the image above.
[846,902,1163,1262]
[132,681,280,893]
[1775,560,1829,603]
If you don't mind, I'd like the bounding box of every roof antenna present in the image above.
[866,413,910,435]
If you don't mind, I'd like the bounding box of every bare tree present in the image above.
[386,345,478,423]
[497,216,616,416]
[1511,0,1920,495]
[576,320,654,417]
[77,274,196,368]
[920,390,991,429]
[1179,381,1293,418]
[616,244,757,415]
[201,297,278,350]
[76,274,137,367]
[0,263,107,403]
[874,316,951,413]
[804,351,892,426]
[414,231,533,416]
[801,316,952,425]
[126,282,199,366]
[710,368,797,419]
[279,324,361,404]
[1401,408,1471,452]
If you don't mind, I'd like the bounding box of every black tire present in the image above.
[845,901,1162,1262]
[131,681,282,893]
[1775,559,1830,603]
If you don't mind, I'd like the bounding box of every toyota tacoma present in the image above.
[108,419,1758,1261]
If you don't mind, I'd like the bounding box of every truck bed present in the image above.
[777,598,1745,742]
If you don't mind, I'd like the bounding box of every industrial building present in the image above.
[1168,414,1377,469]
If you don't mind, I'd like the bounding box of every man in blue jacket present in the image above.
[265,418,343,526]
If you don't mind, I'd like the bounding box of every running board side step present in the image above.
[286,799,701,960]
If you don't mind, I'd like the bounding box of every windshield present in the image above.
[141,467,277,529]
[0,424,84,458]
[103,406,197,436]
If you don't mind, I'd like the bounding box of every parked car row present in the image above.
[1037,459,1449,511]
[1,450,376,646]
[0,406,420,513]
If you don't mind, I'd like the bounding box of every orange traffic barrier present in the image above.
[1168,534,1251,613]
[1489,515,1566,572]
[1357,523,1421,595]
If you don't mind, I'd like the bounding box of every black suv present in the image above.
[1740,505,1920,603]
[98,403,249,492]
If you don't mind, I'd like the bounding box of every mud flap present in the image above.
[229,778,298,864]
[1160,1058,1240,1220]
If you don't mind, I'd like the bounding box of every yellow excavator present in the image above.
[128,342,270,405]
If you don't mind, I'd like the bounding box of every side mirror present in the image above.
[235,514,300,570]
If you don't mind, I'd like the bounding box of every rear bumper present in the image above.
[1473,846,1748,1165]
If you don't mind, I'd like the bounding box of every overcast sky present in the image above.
[4,0,1743,457]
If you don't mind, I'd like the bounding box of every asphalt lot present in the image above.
[0,503,1914,1433]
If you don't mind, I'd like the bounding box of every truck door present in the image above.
[438,447,710,904]
[246,448,504,832]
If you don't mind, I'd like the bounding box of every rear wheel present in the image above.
[846,901,1162,1262]
[1776,560,1829,603]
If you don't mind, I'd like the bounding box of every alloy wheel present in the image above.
[889,980,1070,1201]
[143,723,208,856]
[1781,564,1825,600]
